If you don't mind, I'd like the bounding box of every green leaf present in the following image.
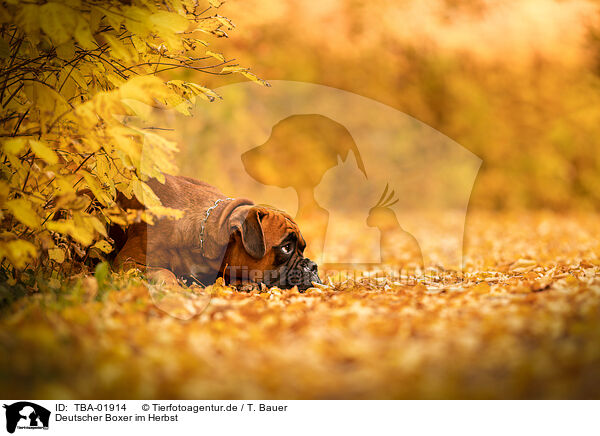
[94,261,110,287]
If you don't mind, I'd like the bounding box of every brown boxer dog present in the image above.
[112,174,321,290]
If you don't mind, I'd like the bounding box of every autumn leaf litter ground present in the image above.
[0,212,599,399]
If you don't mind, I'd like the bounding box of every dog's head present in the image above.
[222,205,321,290]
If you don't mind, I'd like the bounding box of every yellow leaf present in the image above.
[104,33,133,61]
[208,0,223,8]
[96,6,123,33]
[120,98,154,122]
[197,17,229,36]
[74,16,97,50]
[55,41,76,59]
[15,4,40,37]
[105,72,126,88]
[0,239,38,269]
[3,137,27,156]
[5,199,41,229]
[214,15,235,30]
[0,38,9,59]
[80,170,112,207]
[46,219,94,246]
[182,0,199,14]
[148,11,189,33]
[167,0,186,15]
[119,75,170,104]
[117,150,135,170]
[94,154,110,178]
[240,71,271,87]
[39,2,78,46]
[173,100,192,115]
[221,66,270,86]
[138,128,179,153]
[221,66,247,73]
[92,240,112,254]
[33,82,70,114]
[102,209,127,227]
[0,180,9,203]
[89,7,103,32]
[69,68,88,91]
[147,205,184,220]
[29,139,58,165]
[206,50,225,62]
[86,215,108,237]
[131,179,161,207]
[48,247,65,263]
[53,192,79,210]
[184,82,221,101]
[130,35,147,54]
[53,174,77,196]
[123,6,152,36]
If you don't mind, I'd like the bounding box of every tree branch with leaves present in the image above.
[0,0,268,281]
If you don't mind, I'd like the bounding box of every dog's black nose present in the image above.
[303,259,318,273]
[292,258,321,290]
[300,258,321,286]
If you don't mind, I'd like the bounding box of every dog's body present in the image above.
[113,174,321,290]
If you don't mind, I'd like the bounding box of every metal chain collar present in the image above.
[199,197,235,252]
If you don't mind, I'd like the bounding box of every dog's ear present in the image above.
[230,206,266,259]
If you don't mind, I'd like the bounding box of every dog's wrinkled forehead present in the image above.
[256,205,306,250]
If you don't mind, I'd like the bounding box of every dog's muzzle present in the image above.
[281,257,321,291]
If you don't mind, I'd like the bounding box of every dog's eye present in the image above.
[280,242,294,255]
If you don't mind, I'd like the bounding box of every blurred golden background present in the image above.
[189,0,600,211]
[2,1,600,400]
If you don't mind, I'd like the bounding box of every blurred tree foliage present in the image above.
[218,0,600,210]
[0,0,266,278]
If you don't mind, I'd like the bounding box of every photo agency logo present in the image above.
[3,402,50,434]
[126,80,481,317]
